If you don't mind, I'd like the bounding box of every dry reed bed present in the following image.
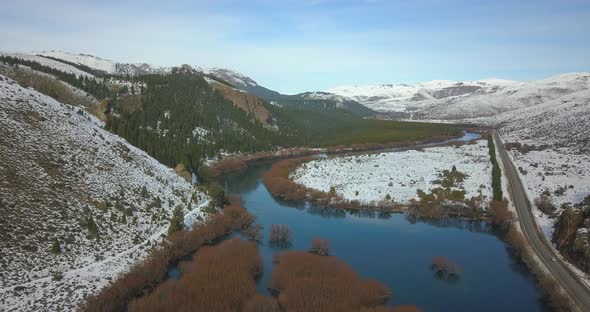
[270,251,421,312]
[79,204,255,312]
[128,238,262,311]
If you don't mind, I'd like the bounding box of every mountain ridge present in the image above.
[6,50,590,121]
[326,72,590,119]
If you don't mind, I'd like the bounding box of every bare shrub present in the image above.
[311,237,331,256]
[269,224,292,247]
[244,224,264,242]
[501,224,575,312]
[489,200,513,227]
[534,196,556,215]
[207,157,248,178]
[242,294,280,312]
[504,227,526,257]
[431,256,462,280]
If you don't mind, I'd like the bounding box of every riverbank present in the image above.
[204,132,473,179]
[261,132,497,220]
[80,203,256,312]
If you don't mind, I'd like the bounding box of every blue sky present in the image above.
[1,0,589,94]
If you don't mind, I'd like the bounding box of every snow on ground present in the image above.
[488,89,590,152]
[197,67,258,88]
[0,52,94,78]
[35,51,169,76]
[506,148,590,238]
[0,74,208,311]
[291,140,492,205]
[482,88,590,239]
[35,50,117,74]
[327,73,590,120]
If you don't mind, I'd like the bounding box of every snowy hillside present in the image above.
[0,75,207,311]
[197,67,258,89]
[297,91,350,103]
[488,89,590,150]
[36,50,169,76]
[483,88,590,240]
[0,52,94,78]
[327,73,590,119]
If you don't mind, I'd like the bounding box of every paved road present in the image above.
[494,132,590,311]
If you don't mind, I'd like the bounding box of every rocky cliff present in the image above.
[206,77,274,127]
[553,205,590,273]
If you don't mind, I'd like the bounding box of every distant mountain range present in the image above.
[199,67,375,117]
[4,50,589,122]
[327,74,590,119]
[15,51,375,117]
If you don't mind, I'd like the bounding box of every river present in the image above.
[169,132,550,311]
[217,132,551,312]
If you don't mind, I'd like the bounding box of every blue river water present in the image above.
[217,132,551,312]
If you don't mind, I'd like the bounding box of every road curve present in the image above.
[494,131,590,311]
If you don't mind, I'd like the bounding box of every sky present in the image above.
[1,0,589,94]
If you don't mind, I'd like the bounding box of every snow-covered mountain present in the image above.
[327,73,590,119]
[197,67,376,116]
[197,67,259,89]
[0,52,95,77]
[7,50,588,121]
[36,50,170,75]
[481,88,590,150]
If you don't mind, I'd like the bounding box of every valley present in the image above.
[0,49,588,312]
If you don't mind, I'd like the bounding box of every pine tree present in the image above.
[141,185,149,198]
[51,239,61,254]
[86,216,99,238]
[168,205,185,235]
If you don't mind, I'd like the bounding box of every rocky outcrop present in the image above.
[207,79,274,127]
[87,98,112,121]
[552,208,590,273]
[175,163,192,182]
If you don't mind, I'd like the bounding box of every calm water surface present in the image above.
[220,158,551,312]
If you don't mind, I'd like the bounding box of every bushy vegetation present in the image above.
[534,195,557,215]
[501,226,573,312]
[488,200,513,230]
[167,205,184,235]
[269,224,292,248]
[310,237,331,256]
[437,166,466,188]
[269,249,417,311]
[79,204,256,312]
[487,136,503,201]
[128,238,262,312]
[431,256,461,281]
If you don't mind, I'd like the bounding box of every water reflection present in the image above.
[217,135,551,312]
